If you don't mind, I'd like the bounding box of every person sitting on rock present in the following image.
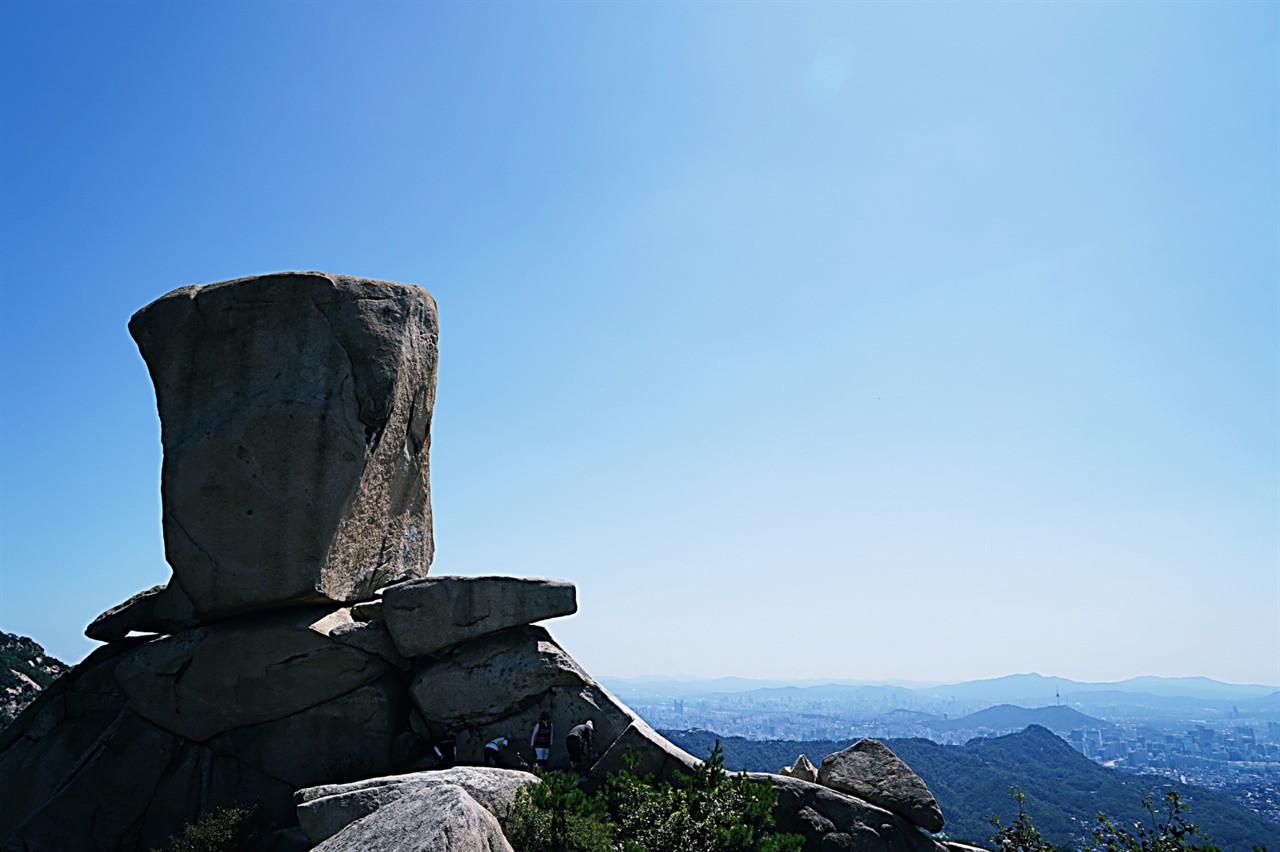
[565,720,594,774]
[531,712,554,768]
[484,734,511,767]
[433,726,458,769]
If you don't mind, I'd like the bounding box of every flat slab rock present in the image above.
[310,784,513,852]
[382,575,576,658]
[817,739,945,834]
[129,272,439,618]
[85,583,199,642]
[296,767,538,845]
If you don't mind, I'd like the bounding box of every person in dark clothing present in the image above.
[433,727,458,769]
[565,720,594,774]
[531,712,554,768]
[484,735,511,767]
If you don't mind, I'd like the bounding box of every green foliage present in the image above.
[503,769,614,852]
[502,741,804,852]
[990,788,1255,852]
[150,804,261,852]
[989,789,1055,852]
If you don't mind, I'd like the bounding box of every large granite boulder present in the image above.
[311,784,513,852]
[129,272,439,618]
[296,767,538,845]
[817,739,944,834]
[408,626,634,769]
[382,576,577,658]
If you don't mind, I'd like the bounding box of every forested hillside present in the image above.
[0,631,69,727]
[663,725,1279,851]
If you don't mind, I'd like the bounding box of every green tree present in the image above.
[989,789,1055,852]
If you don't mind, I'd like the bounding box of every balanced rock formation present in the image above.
[129,272,439,618]
[818,739,945,834]
[1,273,948,852]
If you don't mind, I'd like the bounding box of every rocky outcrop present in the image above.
[1,273,951,852]
[757,773,948,852]
[817,739,945,834]
[383,576,577,657]
[0,632,68,728]
[129,272,439,618]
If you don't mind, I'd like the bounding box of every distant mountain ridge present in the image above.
[663,725,1280,852]
[603,671,1278,702]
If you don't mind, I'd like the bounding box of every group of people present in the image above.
[430,714,596,774]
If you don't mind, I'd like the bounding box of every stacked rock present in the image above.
[0,274,694,852]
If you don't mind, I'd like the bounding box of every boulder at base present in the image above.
[296,767,537,845]
[817,739,945,834]
[310,784,513,852]
[129,272,439,617]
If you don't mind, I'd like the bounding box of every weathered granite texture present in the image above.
[129,272,439,617]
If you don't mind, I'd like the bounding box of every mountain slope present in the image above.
[1,631,70,727]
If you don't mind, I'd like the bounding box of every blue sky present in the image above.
[1,1,1276,685]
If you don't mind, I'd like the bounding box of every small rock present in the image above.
[783,753,819,783]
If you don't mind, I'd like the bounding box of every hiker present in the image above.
[531,711,554,768]
[432,727,457,769]
[484,734,511,767]
[565,719,594,774]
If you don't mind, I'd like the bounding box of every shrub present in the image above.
[150,804,261,852]
[503,741,804,852]
[990,788,1253,852]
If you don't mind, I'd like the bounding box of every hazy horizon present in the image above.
[2,2,1276,686]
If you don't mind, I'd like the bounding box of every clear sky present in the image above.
[1,1,1276,686]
